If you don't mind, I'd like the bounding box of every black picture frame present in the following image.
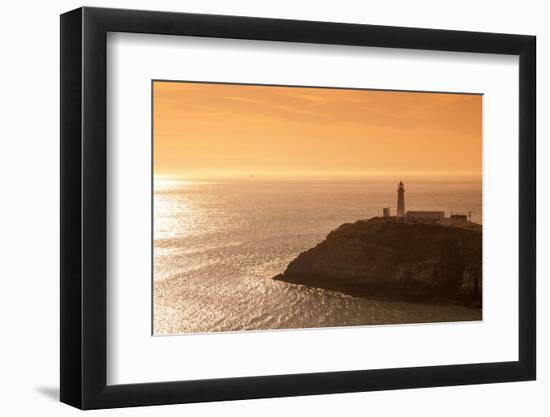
[60,6,536,410]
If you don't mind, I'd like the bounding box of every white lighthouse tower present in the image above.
[397,181,405,217]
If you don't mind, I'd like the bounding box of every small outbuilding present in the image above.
[450,214,468,224]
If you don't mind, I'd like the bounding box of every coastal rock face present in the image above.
[274,218,482,306]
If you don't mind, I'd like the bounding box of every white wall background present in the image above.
[0,0,545,415]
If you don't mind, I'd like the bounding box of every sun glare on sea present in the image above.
[153,178,201,244]
[154,178,194,191]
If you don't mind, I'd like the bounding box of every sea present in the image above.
[153,178,482,335]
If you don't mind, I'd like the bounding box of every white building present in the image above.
[405,211,446,221]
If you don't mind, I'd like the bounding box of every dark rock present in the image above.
[274,218,482,307]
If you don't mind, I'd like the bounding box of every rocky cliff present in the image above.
[274,218,482,307]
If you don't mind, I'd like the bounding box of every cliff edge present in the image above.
[274,218,482,307]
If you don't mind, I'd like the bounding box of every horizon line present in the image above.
[154,172,483,182]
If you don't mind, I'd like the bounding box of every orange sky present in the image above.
[153,81,482,179]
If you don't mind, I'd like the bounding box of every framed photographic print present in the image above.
[60,7,536,409]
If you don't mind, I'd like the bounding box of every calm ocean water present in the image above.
[153,179,482,335]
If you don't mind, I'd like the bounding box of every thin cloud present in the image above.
[225,96,265,105]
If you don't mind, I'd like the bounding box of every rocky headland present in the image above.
[274,218,482,307]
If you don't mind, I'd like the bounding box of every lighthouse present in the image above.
[397,181,405,217]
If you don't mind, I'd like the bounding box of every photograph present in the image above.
[52,3,540,412]
[152,81,483,335]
